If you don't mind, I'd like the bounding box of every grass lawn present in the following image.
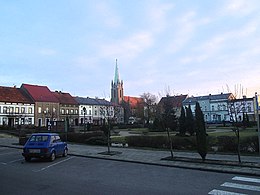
[208,128,258,138]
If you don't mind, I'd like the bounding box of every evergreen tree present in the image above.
[246,113,250,127]
[185,105,195,136]
[242,112,246,127]
[178,106,186,136]
[195,102,207,161]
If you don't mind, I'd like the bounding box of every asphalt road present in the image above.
[1,147,260,195]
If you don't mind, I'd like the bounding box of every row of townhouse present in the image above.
[0,84,122,128]
[182,93,256,123]
[157,93,257,123]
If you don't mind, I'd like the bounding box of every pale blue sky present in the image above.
[1,0,260,99]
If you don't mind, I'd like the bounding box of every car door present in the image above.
[50,135,59,153]
[55,135,63,155]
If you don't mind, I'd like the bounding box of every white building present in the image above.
[183,93,235,123]
[229,96,255,122]
[74,97,121,126]
[0,86,34,127]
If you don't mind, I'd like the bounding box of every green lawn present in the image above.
[207,128,258,137]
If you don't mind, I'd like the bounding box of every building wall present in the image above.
[34,102,59,127]
[59,104,79,125]
[0,102,34,126]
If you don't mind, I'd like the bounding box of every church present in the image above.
[111,60,144,124]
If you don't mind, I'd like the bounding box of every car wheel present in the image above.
[63,148,68,157]
[50,151,56,162]
[25,157,31,162]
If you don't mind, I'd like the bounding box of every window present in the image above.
[66,109,69,114]
[248,106,251,112]
[70,109,74,114]
[75,109,78,114]
[89,110,91,115]
[0,106,1,113]
[38,118,42,127]
[3,107,7,114]
[28,108,33,114]
[28,118,32,124]
[95,110,97,116]
[15,107,19,114]
[61,109,65,114]
[212,105,214,111]
[38,107,42,114]
[53,108,56,113]
[21,107,25,113]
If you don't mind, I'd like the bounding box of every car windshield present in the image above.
[29,135,49,142]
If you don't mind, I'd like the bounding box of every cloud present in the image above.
[39,48,57,56]
[100,31,154,60]
[93,1,121,28]
[145,1,175,33]
[222,0,258,16]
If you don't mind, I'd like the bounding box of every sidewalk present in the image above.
[1,133,260,176]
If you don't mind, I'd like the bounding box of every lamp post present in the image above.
[83,107,86,133]
[255,93,260,154]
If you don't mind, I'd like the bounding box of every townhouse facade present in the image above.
[53,91,79,126]
[158,95,188,117]
[0,86,34,126]
[21,84,60,128]
[74,96,124,126]
[183,93,237,123]
[229,96,255,122]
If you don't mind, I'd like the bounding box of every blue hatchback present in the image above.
[22,133,68,162]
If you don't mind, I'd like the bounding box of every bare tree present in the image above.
[228,99,247,163]
[141,92,157,125]
[100,103,122,154]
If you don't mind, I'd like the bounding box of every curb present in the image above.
[1,144,260,177]
[68,153,260,177]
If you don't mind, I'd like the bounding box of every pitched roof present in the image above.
[124,96,144,108]
[74,96,113,106]
[21,84,59,103]
[159,95,188,108]
[0,86,33,104]
[53,91,78,105]
[183,93,234,104]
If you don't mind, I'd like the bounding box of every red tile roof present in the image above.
[124,96,144,108]
[0,86,33,104]
[53,91,78,105]
[21,84,59,103]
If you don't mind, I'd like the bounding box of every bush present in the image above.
[173,136,197,150]
[65,131,104,144]
[126,136,167,148]
[217,136,237,152]
[240,136,259,153]
[126,135,198,150]
[85,136,107,145]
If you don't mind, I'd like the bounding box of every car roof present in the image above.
[31,133,59,136]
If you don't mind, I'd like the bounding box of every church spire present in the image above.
[114,59,120,84]
[111,59,124,104]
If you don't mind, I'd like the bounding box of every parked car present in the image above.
[22,133,68,162]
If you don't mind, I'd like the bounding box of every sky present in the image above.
[1,0,260,100]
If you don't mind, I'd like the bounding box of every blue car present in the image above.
[22,133,68,162]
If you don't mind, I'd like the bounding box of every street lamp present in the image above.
[83,107,86,133]
[255,92,260,154]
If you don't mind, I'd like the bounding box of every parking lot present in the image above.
[0,146,74,173]
[2,146,260,195]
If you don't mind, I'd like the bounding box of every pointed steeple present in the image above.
[114,59,120,84]
[111,59,124,104]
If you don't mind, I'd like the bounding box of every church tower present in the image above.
[111,59,124,104]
